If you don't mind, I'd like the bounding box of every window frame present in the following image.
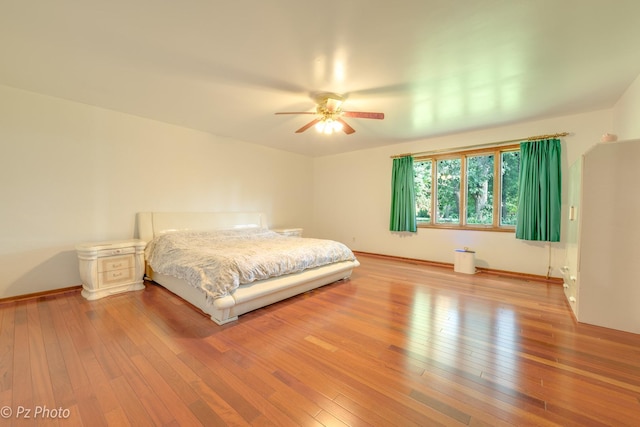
[414,144,520,232]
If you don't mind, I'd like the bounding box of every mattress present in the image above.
[145,227,357,301]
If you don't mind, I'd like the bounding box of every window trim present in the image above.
[414,143,520,232]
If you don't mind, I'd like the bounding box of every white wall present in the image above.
[0,85,314,298]
[312,110,612,278]
[613,73,640,141]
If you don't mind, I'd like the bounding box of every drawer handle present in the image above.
[113,263,123,268]
[112,272,123,278]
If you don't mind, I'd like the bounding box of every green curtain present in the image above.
[390,156,417,232]
[515,138,562,242]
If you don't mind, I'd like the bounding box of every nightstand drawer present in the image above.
[96,246,135,257]
[98,254,134,273]
[99,267,135,287]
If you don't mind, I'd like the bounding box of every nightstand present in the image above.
[76,239,146,300]
[272,228,303,237]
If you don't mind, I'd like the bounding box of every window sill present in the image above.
[417,223,516,233]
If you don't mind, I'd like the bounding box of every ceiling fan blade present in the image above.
[337,118,356,135]
[295,118,321,133]
[342,111,384,120]
[275,112,316,115]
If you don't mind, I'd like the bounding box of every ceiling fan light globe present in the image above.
[315,121,325,133]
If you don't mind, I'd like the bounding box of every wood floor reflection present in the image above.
[1,253,639,426]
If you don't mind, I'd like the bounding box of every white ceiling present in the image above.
[2,1,640,157]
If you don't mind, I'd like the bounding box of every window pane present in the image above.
[501,151,520,226]
[414,161,432,222]
[466,154,494,225]
[436,158,461,224]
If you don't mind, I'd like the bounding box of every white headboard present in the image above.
[137,212,268,242]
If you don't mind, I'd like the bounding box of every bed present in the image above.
[137,212,359,325]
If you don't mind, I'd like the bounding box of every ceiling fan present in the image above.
[275,93,384,135]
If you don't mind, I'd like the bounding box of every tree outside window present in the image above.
[415,161,432,222]
[501,151,520,226]
[436,158,461,224]
[466,154,494,225]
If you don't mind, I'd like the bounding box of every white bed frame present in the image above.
[137,212,359,325]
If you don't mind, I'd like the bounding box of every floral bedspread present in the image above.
[145,228,357,300]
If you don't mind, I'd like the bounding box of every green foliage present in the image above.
[436,158,461,223]
[501,151,520,225]
[466,155,494,225]
[414,161,431,221]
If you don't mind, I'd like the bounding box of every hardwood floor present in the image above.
[1,253,640,426]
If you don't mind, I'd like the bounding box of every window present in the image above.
[436,158,461,224]
[466,154,494,226]
[413,145,520,231]
[415,161,432,222]
[500,151,520,226]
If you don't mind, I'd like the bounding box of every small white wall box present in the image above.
[454,248,476,274]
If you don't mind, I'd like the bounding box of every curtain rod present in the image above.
[390,132,570,159]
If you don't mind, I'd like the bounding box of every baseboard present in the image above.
[0,285,82,304]
[353,251,563,285]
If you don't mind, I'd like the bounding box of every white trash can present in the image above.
[454,248,476,274]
